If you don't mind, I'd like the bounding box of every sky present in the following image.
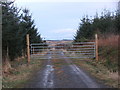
[13,0,118,40]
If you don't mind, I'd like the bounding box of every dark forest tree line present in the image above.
[74,2,120,42]
[2,2,43,62]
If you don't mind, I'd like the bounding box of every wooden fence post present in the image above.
[26,34,30,64]
[95,34,98,61]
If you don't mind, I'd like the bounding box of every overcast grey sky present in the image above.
[14,0,118,40]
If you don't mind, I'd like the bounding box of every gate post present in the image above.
[95,34,98,61]
[26,34,30,64]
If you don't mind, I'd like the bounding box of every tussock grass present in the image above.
[64,34,119,87]
[2,58,43,88]
[98,34,118,72]
[68,56,119,88]
[98,34,119,47]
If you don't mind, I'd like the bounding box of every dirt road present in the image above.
[25,50,108,88]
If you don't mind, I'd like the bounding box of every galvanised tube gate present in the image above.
[30,41,96,60]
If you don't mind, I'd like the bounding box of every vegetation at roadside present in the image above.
[60,49,119,88]
[71,58,118,88]
[74,9,119,42]
[72,2,119,87]
[98,35,118,72]
[1,1,46,74]
[73,1,119,73]
[2,58,44,88]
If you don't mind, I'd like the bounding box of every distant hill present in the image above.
[62,39,73,41]
[46,40,73,46]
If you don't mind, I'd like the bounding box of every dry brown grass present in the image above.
[98,34,119,47]
[2,58,43,88]
[65,36,119,88]
[70,58,119,88]
[97,34,118,72]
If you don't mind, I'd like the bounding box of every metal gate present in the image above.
[30,41,96,60]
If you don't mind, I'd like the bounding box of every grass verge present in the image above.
[65,51,119,88]
[2,57,44,88]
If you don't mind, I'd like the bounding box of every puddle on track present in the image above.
[43,64,54,88]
